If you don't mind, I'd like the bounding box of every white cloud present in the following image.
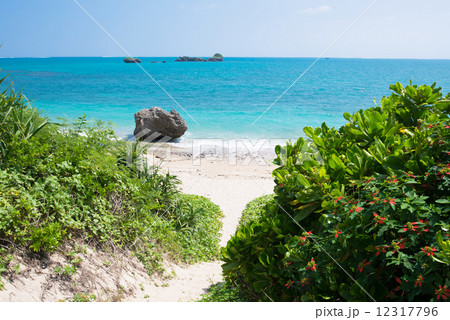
[299,5,332,15]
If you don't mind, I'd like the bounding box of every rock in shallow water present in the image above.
[134,107,188,140]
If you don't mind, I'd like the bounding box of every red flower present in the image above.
[334,230,342,238]
[403,222,419,232]
[421,246,437,256]
[300,278,310,287]
[391,240,406,253]
[375,245,388,256]
[394,277,407,296]
[416,219,429,234]
[298,237,307,245]
[334,196,344,203]
[349,206,363,213]
[297,231,312,246]
[387,176,398,184]
[306,258,317,272]
[357,259,370,272]
[285,280,295,289]
[373,213,386,226]
[386,291,396,299]
[415,275,424,287]
[435,285,450,300]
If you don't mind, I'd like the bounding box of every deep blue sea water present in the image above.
[1,57,450,139]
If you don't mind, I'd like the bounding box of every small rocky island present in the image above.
[175,53,224,62]
[134,107,188,140]
[123,57,141,63]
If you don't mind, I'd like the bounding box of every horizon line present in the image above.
[1,56,450,61]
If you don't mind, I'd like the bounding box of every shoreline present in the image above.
[140,138,287,167]
[132,144,276,301]
[149,144,277,247]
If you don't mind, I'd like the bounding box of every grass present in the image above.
[198,281,246,302]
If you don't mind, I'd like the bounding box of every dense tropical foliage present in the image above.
[0,73,223,290]
[221,81,450,301]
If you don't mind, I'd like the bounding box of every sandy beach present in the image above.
[135,143,276,301]
[151,142,277,245]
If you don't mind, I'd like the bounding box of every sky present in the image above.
[1,0,450,59]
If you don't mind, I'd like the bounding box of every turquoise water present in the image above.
[1,57,450,139]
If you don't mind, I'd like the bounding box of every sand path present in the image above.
[141,157,275,301]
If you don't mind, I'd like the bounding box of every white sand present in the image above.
[137,150,275,301]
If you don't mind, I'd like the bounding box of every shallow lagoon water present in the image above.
[1,57,450,140]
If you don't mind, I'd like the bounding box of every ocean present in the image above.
[1,57,450,140]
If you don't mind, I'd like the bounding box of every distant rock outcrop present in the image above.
[124,57,141,63]
[206,53,224,62]
[134,107,188,140]
[175,56,205,62]
[176,53,224,62]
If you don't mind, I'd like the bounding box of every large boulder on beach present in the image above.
[134,107,188,140]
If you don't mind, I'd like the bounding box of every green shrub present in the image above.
[171,194,223,263]
[238,194,274,229]
[0,74,223,276]
[0,75,49,168]
[198,281,247,302]
[221,81,450,301]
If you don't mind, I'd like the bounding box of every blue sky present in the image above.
[1,0,449,58]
